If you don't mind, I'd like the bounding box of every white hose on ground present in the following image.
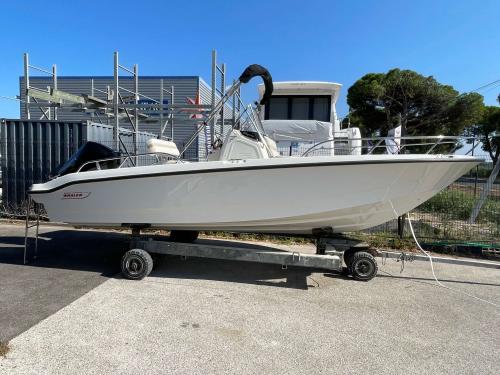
[406,213,499,309]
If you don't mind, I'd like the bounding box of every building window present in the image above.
[265,95,331,122]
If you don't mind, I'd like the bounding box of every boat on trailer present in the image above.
[29,152,481,234]
[28,64,483,235]
[26,64,483,281]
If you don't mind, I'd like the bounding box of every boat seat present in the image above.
[264,136,280,157]
[147,138,180,158]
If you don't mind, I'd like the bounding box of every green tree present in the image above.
[465,105,500,164]
[347,69,484,136]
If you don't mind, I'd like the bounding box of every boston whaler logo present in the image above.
[62,192,91,200]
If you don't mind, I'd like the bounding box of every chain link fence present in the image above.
[365,155,499,244]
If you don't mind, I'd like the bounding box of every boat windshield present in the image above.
[54,142,120,177]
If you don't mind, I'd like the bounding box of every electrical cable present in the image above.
[471,78,500,93]
[340,76,500,131]
[481,81,500,94]
[406,213,499,309]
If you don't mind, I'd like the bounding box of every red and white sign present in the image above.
[183,92,204,119]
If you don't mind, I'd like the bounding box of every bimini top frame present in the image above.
[178,64,274,159]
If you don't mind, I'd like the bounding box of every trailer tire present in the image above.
[350,251,378,281]
[343,251,355,269]
[170,230,199,243]
[121,249,153,280]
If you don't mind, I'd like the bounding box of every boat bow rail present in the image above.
[70,135,483,175]
[302,135,480,157]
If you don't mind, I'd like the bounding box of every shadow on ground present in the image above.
[1,230,346,290]
[0,229,129,274]
[0,228,348,341]
[137,236,346,290]
[148,255,344,290]
[0,228,129,342]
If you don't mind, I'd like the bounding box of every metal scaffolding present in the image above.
[210,50,231,142]
[160,80,174,139]
[21,50,240,160]
[23,53,58,120]
[113,51,141,154]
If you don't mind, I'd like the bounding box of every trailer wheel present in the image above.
[170,230,199,243]
[121,249,153,280]
[343,251,355,270]
[350,251,378,281]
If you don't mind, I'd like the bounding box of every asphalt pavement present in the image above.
[0,222,499,374]
[0,223,128,342]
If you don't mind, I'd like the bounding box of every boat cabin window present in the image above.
[265,95,331,122]
[291,97,309,119]
[313,97,330,121]
[268,97,288,119]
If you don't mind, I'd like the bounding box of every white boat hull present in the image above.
[29,155,481,234]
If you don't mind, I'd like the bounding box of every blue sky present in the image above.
[0,0,499,119]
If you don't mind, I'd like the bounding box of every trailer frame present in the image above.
[22,216,498,282]
[120,232,379,281]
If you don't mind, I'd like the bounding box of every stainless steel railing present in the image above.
[301,135,479,157]
[75,135,482,173]
[76,152,181,173]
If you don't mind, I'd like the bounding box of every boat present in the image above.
[28,65,483,235]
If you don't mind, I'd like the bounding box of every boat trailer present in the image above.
[21,209,379,281]
[22,211,499,282]
[111,234,500,281]
[122,234,378,281]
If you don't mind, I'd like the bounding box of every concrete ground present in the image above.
[0,223,128,342]
[0,223,499,374]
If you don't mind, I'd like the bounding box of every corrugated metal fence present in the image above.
[0,119,158,207]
